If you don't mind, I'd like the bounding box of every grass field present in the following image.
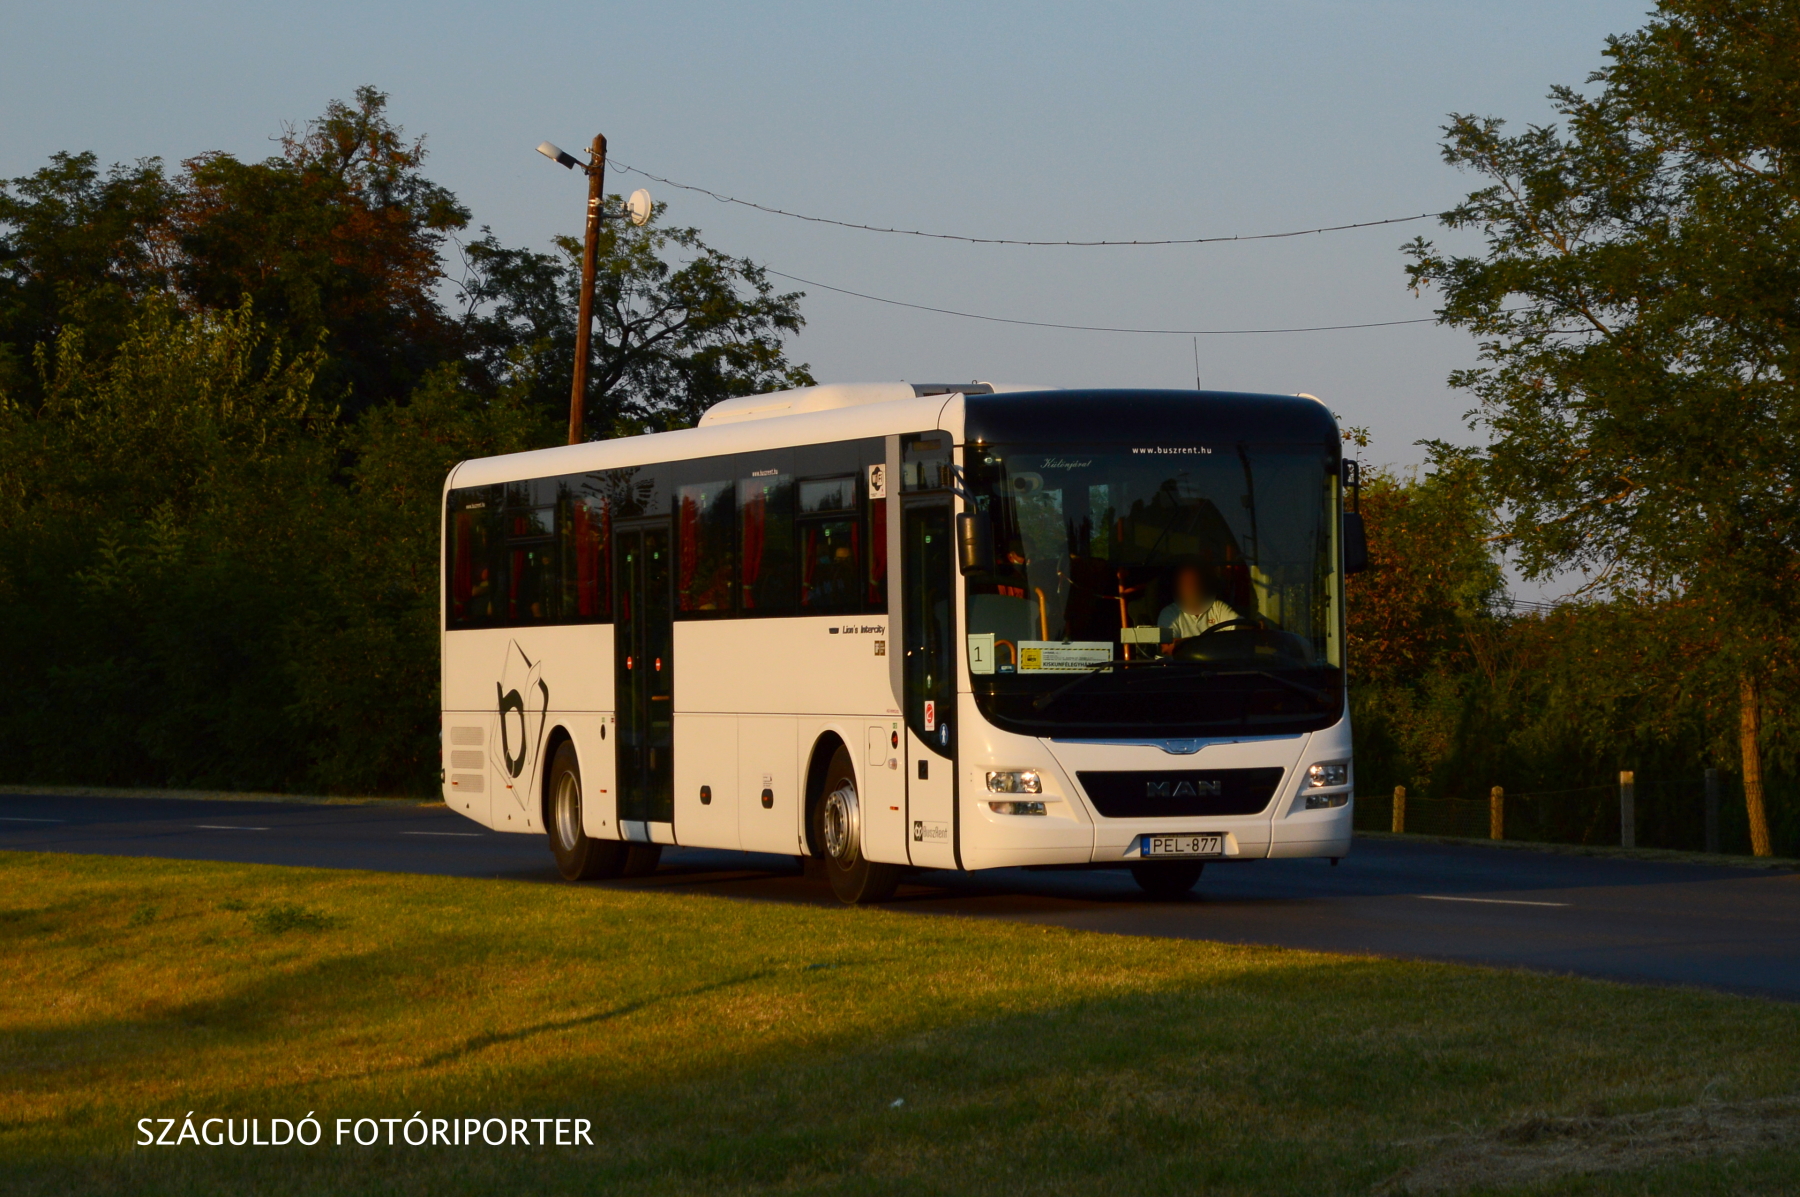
[2,849,1798,1195]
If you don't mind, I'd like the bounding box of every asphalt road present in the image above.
[5,792,1798,999]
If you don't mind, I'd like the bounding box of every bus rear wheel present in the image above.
[547,741,628,881]
[1130,861,1204,900]
[812,744,901,905]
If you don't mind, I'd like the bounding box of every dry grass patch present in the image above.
[1386,1096,1800,1193]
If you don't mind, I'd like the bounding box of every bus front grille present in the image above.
[1075,768,1283,819]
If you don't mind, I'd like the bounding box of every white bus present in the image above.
[439,383,1362,902]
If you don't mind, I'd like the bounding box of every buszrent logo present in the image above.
[912,820,949,843]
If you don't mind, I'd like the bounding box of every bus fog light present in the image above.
[986,770,1041,794]
[1306,762,1348,788]
[989,800,1047,816]
[1304,792,1349,810]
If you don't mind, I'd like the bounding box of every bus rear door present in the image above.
[614,520,674,840]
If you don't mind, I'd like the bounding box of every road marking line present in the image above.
[194,825,270,831]
[1417,895,1569,908]
[401,831,485,838]
[0,816,64,823]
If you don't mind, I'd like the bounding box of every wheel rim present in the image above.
[822,781,860,865]
[554,770,582,852]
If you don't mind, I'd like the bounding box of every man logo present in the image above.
[1146,779,1223,798]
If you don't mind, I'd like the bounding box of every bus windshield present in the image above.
[963,442,1343,737]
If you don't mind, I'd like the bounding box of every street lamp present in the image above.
[536,136,653,445]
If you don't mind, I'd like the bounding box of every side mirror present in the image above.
[957,511,994,575]
[1342,511,1369,575]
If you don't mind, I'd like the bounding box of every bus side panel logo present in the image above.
[493,641,551,808]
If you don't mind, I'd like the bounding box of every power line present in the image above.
[611,160,1442,248]
[762,268,1442,336]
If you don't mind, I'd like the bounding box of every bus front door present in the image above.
[902,500,958,869]
[614,521,675,838]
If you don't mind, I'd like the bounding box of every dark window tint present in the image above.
[447,497,499,627]
[904,503,955,756]
[509,506,552,539]
[678,480,735,613]
[739,473,795,613]
[563,494,609,619]
[903,434,952,492]
[800,519,860,612]
[868,496,888,606]
[800,475,855,513]
[506,503,557,624]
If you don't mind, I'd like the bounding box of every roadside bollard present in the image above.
[1620,770,1636,849]
[1392,785,1406,834]
[1490,786,1504,840]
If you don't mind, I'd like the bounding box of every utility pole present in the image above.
[569,134,607,446]
[538,135,650,445]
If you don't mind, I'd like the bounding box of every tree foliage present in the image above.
[0,89,811,794]
[1404,0,1800,852]
[458,214,813,436]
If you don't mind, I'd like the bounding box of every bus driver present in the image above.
[1158,564,1239,648]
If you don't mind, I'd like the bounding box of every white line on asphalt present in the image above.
[194,825,270,831]
[1417,895,1569,908]
[0,816,64,822]
[401,831,485,838]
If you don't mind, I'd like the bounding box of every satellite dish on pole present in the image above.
[626,188,653,227]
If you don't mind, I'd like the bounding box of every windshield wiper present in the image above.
[1200,668,1329,705]
[1029,659,1170,710]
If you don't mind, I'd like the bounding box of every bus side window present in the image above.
[446,486,499,628]
[678,480,735,613]
[868,496,887,610]
[798,475,861,613]
[799,519,860,612]
[739,473,795,614]
[562,492,610,621]
[506,505,556,623]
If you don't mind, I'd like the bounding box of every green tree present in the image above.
[0,152,175,399]
[458,206,814,436]
[0,89,470,414]
[1404,0,1800,853]
[1346,453,1505,796]
[0,90,816,795]
[173,86,471,411]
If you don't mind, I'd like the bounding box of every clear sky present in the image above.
[3,0,1653,478]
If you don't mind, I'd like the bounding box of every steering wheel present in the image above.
[1169,614,1293,662]
[1194,615,1277,638]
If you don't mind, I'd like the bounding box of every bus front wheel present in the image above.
[1130,861,1204,901]
[546,740,628,881]
[812,743,901,905]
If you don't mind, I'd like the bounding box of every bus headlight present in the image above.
[988,800,1047,816]
[1305,762,1348,788]
[986,770,1042,794]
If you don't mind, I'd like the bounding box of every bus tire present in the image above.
[547,740,628,881]
[1130,861,1204,900]
[812,743,901,905]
